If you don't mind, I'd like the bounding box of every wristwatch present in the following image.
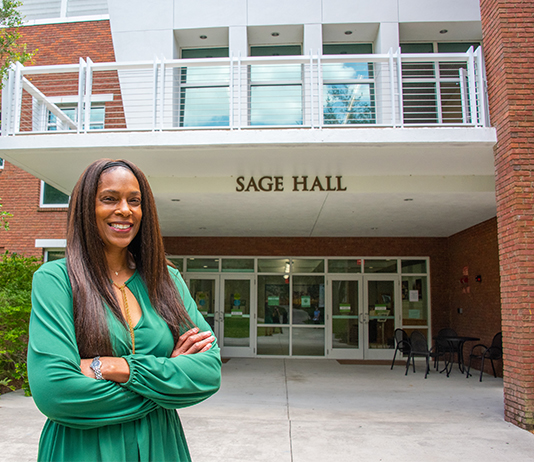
[90,356,104,380]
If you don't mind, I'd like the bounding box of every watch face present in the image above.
[91,358,102,368]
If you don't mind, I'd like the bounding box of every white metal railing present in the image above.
[1,47,489,136]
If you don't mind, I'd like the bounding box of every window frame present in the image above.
[40,180,70,208]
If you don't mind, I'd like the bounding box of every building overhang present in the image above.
[1,127,497,238]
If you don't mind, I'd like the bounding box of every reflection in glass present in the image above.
[364,260,398,273]
[257,327,289,355]
[223,279,250,347]
[331,280,359,349]
[323,83,375,124]
[257,275,289,324]
[328,259,362,273]
[402,276,428,326]
[292,276,325,325]
[180,86,229,127]
[291,259,325,273]
[322,62,373,80]
[167,257,184,272]
[367,280,395,349]
[292,328,325,356]
[401,260,427,274]
[189,279,216,332]
[186,258,219,272]
[258,258,290,273]
[222,258,254,272]
[250,85,302,126]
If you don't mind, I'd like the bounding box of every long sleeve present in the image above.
[120,268,222,408]
[27,262,160,430]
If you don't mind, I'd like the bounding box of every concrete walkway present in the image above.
[1,358,533,461]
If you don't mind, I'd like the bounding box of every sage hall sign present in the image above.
[236,176,347,192]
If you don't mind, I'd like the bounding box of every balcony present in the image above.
[2,48,489,135]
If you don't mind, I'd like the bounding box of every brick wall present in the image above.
[479,0,534,430]
[0,162,67,257]
[447,217,502,374]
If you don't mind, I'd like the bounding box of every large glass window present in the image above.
[322,44,375,125]
[186,258,219,272]
[179,48,230,127]
[250,45,302,126]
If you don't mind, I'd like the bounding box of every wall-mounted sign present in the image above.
[236,175,346,192]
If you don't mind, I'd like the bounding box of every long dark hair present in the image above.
[66,159,193,358]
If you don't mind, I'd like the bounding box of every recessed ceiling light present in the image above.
[200,35,207,39]
[199,227,207,230]
[271,32,280,37]
[371,227,378,230]
[404,198,413,202]
[439,29,448,34]
[171,199,180,202]
[344,30,353,35]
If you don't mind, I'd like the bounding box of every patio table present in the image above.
[440,336,480,377]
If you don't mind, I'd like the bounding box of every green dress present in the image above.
[27,259,221,462]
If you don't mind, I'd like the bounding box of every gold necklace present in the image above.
[113,282,136,354]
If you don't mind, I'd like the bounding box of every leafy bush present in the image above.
[0,252,42,395]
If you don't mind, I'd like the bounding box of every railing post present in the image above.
[84,57,93,133]
[77,58,86,134]
[159,58,165,131]
[459,68,469,124]
[12,62,23,134]
[309,50,314,129]
[229,53,234,129]
[474,47,488,127]
[237,52,242,129]
[317,49,323,128]
[396,48,404,127]
[2,66,15,136]
[389,48,396,127]
[152,56,159,131]
[467,47,478,126]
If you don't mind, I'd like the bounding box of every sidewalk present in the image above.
[1,358,533,461]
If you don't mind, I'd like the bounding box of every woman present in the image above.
[27,159,221,461]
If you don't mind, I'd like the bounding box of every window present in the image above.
[47,105,105,131]
[400,42,481,124]
[322,44,375,125]
[249,45,303,126]
[0,158,4,169]
[179,48,230,127]
[40,181,69,207]
[45,249,65,262]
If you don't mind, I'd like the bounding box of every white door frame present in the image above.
[185,274,255,357]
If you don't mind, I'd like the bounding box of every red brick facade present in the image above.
[447,218,502,373]
[479,0,534,430]
[0,162,67,257]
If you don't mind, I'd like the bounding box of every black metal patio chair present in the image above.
[432,328,459,371]
[391,328,411,370]
[405,331,431,379]
[466,332,503,382]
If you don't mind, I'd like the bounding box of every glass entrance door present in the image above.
[187,275,254,357]
[188,276,219,336]
[364,277,397,360]
[327,276,363,359]
[220,275,255,357]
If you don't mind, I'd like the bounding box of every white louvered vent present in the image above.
[18,0,61,20]
[67,0,108,17]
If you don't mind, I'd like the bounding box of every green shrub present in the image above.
[0,252,42,396]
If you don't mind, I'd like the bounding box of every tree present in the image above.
[0,200,12,230]
[0,0,33,88]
